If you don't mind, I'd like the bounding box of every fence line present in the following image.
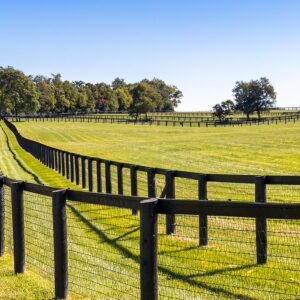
[6,109,300,127]
[1,175,300,299]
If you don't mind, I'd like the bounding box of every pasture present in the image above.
[1,119,300,299]
[15,120,300,175]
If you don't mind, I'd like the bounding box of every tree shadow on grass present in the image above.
[67,204,257,300]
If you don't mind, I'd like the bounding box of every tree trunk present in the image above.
[257,110,261,120]
[246,113,250,121]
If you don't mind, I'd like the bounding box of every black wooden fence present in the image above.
[1,175,300,299]
[6,110,300,127]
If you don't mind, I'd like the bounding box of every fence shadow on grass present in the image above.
[67,203,256,300]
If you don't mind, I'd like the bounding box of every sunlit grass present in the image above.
[1,120,300,298]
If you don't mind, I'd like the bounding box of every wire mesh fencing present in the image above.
[4,185,12,253]
[267,185,300,203]
[2,176,300,300]
[157,214,300,299]
[66,199,140,299]
[23,191,54,284]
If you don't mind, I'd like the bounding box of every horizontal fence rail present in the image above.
[0,175,300,299]
[5,109,300,127]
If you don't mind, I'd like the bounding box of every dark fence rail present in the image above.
[6,109,300,127]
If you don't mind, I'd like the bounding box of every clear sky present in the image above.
[1,0,299,110]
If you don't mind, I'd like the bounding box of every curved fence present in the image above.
[1,175,300,299]
[4,118,300,206]
[2,119,300,298]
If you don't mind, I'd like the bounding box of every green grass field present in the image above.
[14,120,300,203]
[14,120,300,175]
[1,120,300,299]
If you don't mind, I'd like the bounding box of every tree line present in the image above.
[213,77,277,121]
[0,66,183,117]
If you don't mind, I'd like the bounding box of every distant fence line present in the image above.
[1,175,300,299]
[6,111,300,127]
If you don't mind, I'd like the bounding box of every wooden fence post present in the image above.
[131,166,138,215]
[198,174,208,246]
[105,161,112,193]
[81,157,86,189]
[140,198,158,300]
[52,189,68,299]
[166,171,176,235]
[88,158,93,192]
[96,160,102,193]
[75,155,79,185]
[255,176,267,264]
[147,169,156,198]
[117,163,123,195]
[0,177,4,256]
[54,150,58,171]
[70,154,74,182]
[58,151,62,174]
[66,153,70,179]
[61,152,65,176]
[11,181,25,273]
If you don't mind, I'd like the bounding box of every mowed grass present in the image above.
[1,120,300,299]
[15,120,300,175]
[15,120,300,203]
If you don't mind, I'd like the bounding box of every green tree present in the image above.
[212,100,235,121]
[62,80,79,111]
[51,74,70,112]
[84,83,96,111]
[0,67,40,118]
[129,82,161,120]
[233,77,276,120]
[143,78,182,111]
[94,83,118,111]
[33,75,56,113]
[111,77,126,90]
[115,87,132,111]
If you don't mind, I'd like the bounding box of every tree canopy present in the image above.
[212,100,235,121]
[0,66,183,116]
[129,82,161,119]
[212,77,276,120]
[0,67,40,117]
[232,77,276,119]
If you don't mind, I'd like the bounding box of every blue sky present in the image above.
[1,0,300,110]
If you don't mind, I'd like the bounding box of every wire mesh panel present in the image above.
[267,185,300,203]
[67,200,140,299]
[4,185,12,253]
[208,182,254,202]
[23,191,54,284]
[157,214,300,299]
